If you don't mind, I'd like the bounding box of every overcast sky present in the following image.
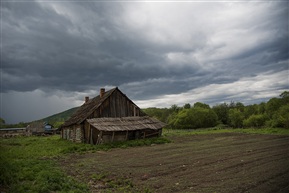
[1,0,288,124]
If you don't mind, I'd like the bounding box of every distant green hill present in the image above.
[38,107,79,128]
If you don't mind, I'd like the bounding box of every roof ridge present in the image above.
[62,87,117,127]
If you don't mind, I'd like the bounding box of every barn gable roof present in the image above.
[62,88,117,127]
[87,116,166,131]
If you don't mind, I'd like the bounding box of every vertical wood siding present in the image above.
[92,89,144,118]
[62,88,151,144]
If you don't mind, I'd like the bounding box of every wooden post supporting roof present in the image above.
[97,131,102,144]
[111,131,115,142]
[125,130,128,140]
[89,124,93,145]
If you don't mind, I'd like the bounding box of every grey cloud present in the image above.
[1,1,288,123]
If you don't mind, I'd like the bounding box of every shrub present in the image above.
[243,114,268,128]
[228,109,244,128]
[271,105,289,129]
[212,103,229,125]
[169,107,218,129]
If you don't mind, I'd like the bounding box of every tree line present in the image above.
[143,91,289,129]
[1,91,288,130]
[0,120,29,129]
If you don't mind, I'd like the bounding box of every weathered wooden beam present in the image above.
[89,124,93,145]
[111,131,115,142]
[145,131,160,137]
[97,131,102,144]
[158,129,162,137]
[125,130,128,140]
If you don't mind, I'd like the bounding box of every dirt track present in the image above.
[59,133,289,193]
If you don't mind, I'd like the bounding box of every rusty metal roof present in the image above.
[87,116,166,131]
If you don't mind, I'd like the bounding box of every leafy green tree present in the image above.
[280,91,289,105]
[212,103,229,125]
[143,107,162,119]
[170,104,181,113]
[142,108,171,123]
[229,101,236,108]
[271,105,289,128]
[266,98,282,118]
[151,91,289,129]
[258,102,266,114]
[169,109,192,130]
[183,103,191,109]
[243,114,268,128]
[244,104,258,118]
[169,107,218,129]
[193,102,210,109]
[235,102,245,112]
[228,109,244,128]
[264,91,289,128]
[167,111,178,128]
[280,91,289,98]
[229,101,245,112]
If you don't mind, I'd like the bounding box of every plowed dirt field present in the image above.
[59,133,289,193]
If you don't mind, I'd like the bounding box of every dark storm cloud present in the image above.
[2,1,287,93]
[2,1,189,94]
[1,1,288,123]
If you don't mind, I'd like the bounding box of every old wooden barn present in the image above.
[60,87,166,144]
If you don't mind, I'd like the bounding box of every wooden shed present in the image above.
[27,122,56,135]
[60,87,166,144]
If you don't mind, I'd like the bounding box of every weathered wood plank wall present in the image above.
[91,90,144,118]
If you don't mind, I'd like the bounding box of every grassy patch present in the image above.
[232,128,289,135]
[61,137,171,154]
[3,128,286,192]
[0,136,89,193]
[0,135,170,192]
[163,127,289,136]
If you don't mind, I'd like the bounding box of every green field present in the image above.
[0,134,169,192]
[163,127,289,136]
[1,128,288,192]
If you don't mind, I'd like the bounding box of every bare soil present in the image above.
[59,133,289,193]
